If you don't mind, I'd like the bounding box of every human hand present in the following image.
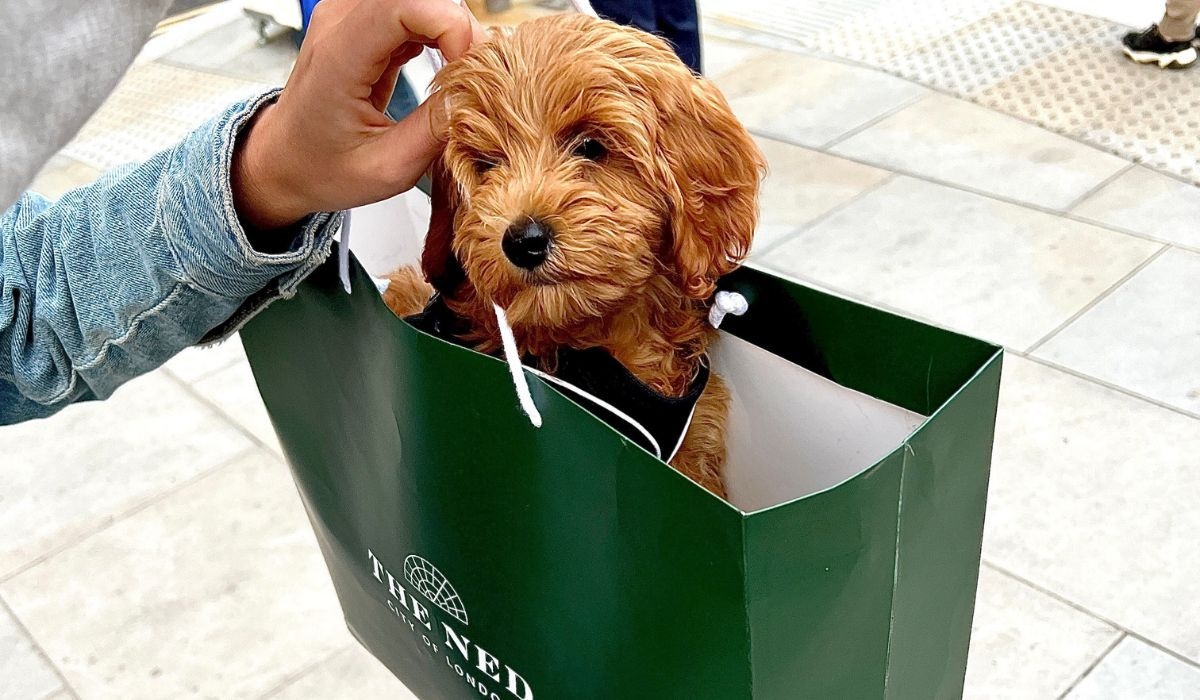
[232,0,486,231]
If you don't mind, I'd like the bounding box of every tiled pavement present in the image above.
[4,2,1200,698]
[701,0,1200,186]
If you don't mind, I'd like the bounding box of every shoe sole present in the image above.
[1123,46,1198,68]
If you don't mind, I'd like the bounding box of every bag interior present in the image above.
[347,194,926,514]
[711,334,924,512]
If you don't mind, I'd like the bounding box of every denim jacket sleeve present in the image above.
[1,90,341,425]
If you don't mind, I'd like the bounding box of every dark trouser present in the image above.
[590,0,702,74]
[385,73,420,122]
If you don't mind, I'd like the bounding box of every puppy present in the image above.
[385,14,764,499]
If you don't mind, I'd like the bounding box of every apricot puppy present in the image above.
[385,14,764,498]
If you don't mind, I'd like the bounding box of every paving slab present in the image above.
[1037,248,1200,416]
[0,603,63,700]
[762,176,1160,348]
[831,93,1128,210]
[965,567,1119,700]
[984,356,1200,664]
[0,371,253,580]
[1065,637,1200,700]
[1,450,349,700]
[1072,166,1200,250]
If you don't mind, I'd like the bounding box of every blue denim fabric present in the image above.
[1,90,340,425]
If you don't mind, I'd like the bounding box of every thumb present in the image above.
[376,92,449,192]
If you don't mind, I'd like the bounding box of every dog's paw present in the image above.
[382,266,435,318]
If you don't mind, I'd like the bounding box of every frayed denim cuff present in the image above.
[157,89,341,342]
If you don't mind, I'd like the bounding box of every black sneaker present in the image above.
[1122,25,1197,68]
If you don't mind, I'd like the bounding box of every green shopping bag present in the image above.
[242,237,1001,700]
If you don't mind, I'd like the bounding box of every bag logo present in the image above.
[404,554,469,625]
[368,549,534,700]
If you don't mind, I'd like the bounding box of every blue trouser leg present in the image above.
[590,0,656,32]
[385,72,420,122]
[592,0,702,74]
[655,0,702,73]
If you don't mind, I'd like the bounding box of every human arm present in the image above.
[0,91,341,424]
[1,0,485,424]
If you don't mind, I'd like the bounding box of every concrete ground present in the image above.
[704,0,1200,185]
[3,1,1200,699]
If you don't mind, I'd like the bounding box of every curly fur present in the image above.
[386,14,764,498]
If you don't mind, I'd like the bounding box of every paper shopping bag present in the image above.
[242,240,1001,700]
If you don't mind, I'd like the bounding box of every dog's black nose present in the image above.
[502,218,553,270]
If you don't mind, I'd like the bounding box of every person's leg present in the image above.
[385,70,420,122]
[1159,0,1200,40]
[654,0,702,73]
[590,0,656,34]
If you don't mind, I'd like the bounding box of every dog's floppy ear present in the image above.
[655,77,764,300]
[421,154,464,294]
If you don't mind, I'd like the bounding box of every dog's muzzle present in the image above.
[502,218,553,270]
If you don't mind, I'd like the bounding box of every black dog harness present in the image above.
[406,296,708,462]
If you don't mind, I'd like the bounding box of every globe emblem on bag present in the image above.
[403,555,469,625]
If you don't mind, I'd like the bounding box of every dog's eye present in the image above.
[572,138,606,161]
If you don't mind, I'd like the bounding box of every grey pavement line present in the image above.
[0,446,257,587]
[750,171,900,259]
[35,685,80,700]
[754,129,1192,252]
[749,258,958,330]
[748,257,997,344]
[153,56,285,89]
[751,261,1200,424]
[816,92,931,151]
[1022,243,1171,355]
[1064,214,1200,256]
[1013,352,1200,423]
[168,352,244,386]
[45,154,101,177]
[703,19,1200,191]
[0,594,80,700]
[982,560,1200,674]
[160,366,281,455]
[704,46,771,82]
[1055,632,1128,700]
[1061,162,1138,213]
[255,645,348,699]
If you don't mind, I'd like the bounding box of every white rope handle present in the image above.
[338,209,353,293]
[434,0,601,427]
[709,291,749,328]
[372,0,599,427]
[493,304,543,427]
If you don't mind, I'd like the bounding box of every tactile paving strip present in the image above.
[977,24,1200,180]
[888,2,1115,97]
[703,0,1200,185]
[62,62,270,171]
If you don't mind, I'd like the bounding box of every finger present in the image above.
[373,93,449,192]
[369,44,424,113]
[370,57,405,114]
[404,0,486,60]
[341,0,482,84]
[436,1,489,58]
[464,4,487,50]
